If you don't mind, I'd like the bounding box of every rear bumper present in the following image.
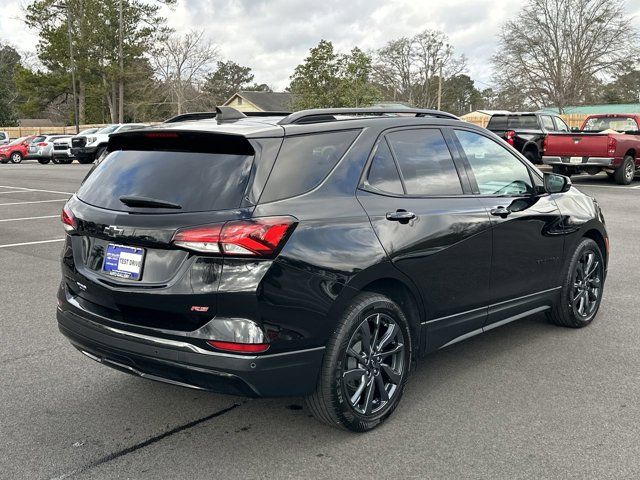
[542,156,617,167]
[57,305,325,398]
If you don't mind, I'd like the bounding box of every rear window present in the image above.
[583,116,639,132]
[259,130,359,203]
[487,115,539,130]
[77,150,254,213]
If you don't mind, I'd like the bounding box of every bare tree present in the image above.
[373,29,466,108]
[151,30,219,114]
[493,0,640,111]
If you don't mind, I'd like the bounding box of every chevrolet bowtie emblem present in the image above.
[104,225,124,236]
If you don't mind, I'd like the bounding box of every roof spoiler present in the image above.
[278,108,458,125]
[164,107,291,124]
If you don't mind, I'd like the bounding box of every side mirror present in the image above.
[544,172,571,193]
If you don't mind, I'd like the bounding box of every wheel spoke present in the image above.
[347,347,365,365]
[350,377,367,406]
[377,343,404,359]
[363,378,376,414]
[381,364,401,384]
[359,321,372,354]
[343,368,366,384]
[586,260,599,279]
[376,323,398,352]
[375,374,389,402]
[584,253,594,279]
[577,293,586,315]
[370,314,381,352]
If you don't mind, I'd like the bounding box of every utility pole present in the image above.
[437,63,443,111]
[118,0,124,123]
[54,3,79,133]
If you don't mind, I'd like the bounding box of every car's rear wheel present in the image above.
[305,292,412,432]
[523,150,539,164]
[547,238,604,328]
[613,155,635,185]
[37,158,50,165]
[10,152,22,164]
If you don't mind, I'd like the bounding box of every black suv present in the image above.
[57,108,608,432]
[486,112,571,164]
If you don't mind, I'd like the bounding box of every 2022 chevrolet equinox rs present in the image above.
[57,107,608,432]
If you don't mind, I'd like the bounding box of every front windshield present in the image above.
[583,116,639,132]
[96,125,119,134]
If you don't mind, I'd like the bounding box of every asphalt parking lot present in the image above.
[1,162,640,480]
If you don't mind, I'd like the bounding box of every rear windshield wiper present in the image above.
[119,195,182,209]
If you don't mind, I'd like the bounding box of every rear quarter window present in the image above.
[259,130,359,203]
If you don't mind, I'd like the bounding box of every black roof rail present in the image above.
[164,107,291,124]
[277,108,459,125]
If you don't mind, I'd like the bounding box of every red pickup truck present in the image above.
[542,114,640,185]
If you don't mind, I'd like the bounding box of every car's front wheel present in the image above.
[547,238,605,328]
[306,292,412,432]
[37,158,50,165]
[10,152,23,164]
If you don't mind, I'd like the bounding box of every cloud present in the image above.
[2,0,640,92]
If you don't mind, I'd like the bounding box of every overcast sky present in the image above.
[1,0,639,91]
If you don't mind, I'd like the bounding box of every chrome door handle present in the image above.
[386,210,416,223]
[490,206,511,218]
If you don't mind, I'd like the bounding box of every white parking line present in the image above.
[0,185,74,195]
[0,215,59,222]
[0,190,37,194]
[0,199,67,206]
[0,238,65,249]
[575,184,640,190]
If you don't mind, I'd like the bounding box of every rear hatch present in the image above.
[63,130,262,331]
[544,133,610,157]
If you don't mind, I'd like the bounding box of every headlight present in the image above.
[86,136,96,144]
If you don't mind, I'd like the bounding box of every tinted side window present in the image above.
[260,130,359,203]
[367,140,403,194]
[455,130,533,196]
[540,115,555,130]
[386,129,462,195]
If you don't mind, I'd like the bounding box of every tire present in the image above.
[77,156,95,164]
[613,155,635,185]
[305,292,412,432]
[59,158,73,165]
[524,150,539,164]
[547,238,605,328]
[10,152,23,164]
[51,156,61,164]
[37,158,50,165]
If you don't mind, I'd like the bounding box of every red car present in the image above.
[542,114,640,184]
[0,136,36,164]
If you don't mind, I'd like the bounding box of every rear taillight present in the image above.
[61,206,77,232]
[37,142,47,147]
[607,137,617,156]
[172,216,296,256]
[542,135,548,153]
[505,130,516,146]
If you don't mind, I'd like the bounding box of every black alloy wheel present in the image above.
[342,313,406,416]
[571,249,603,320]
[306,292,412,432]
[547,238,605,327]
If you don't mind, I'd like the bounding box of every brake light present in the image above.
[607,137,617,156]
[542,135,548,153]
[172,216,296,256]
[206,340,269,353]
[505,130,516,146]
[61,206,77,232]
[37,142,47,147]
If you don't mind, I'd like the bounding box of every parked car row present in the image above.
[0,123,149,164]
[487,111,640,185]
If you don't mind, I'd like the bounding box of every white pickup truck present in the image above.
[52,128,100,164]
[0,131,9,146]
[70,124,148,164]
